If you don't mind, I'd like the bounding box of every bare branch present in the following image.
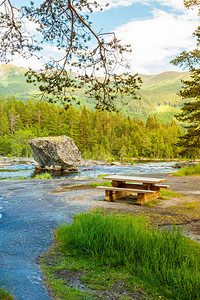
[0,0,142,111]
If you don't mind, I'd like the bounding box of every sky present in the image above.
[3,0,200,75]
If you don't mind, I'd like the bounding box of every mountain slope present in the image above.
[118,71,190,123]
[0,64,38,101]
[0,63,190,122]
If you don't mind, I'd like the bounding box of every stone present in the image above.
[172,161,198,169]
[28,136,82,170]
[83,168,93,171]
[111,162,121,166]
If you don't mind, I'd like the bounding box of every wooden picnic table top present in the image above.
[102,175,166,184]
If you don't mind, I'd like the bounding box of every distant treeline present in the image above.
[0,96,184,160]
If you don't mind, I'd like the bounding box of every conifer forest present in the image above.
[0,96,185,160]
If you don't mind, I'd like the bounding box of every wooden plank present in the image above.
[102,175,166,184]
[97,186,155,194]
[112,180,122,187]
[154,184,170,189]
[119,182,169,192]
[110,182,170,190]
[119,183,148,190]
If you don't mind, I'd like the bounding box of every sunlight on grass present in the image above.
[34,172,52,179]
[173,163,200,176]
[90,181,111,187]
[186,202,199,209]
[143,199,161,207]
[155,104,173,113]
[160,189,183,199]
[96,174,111,178]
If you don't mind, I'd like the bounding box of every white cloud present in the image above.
[115,8,199,74]
[10,55,45,70]
[1,1,199,75]
[99,0,185,10]
[153,0,185,10]
[6,6,199,75]
[9,43,68,71]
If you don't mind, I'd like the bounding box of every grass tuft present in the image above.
[160,189,183,199]
[173,163,200,176]
[56,210,200,300]
[34,172,52,179]
[96,174,110,178]
[143,199,161,207]
[90,181,111,187]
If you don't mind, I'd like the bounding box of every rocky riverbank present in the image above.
[0,156,199,169]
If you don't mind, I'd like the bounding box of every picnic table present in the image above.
[97,175,170,205]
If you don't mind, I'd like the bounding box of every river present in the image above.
[0,160,177,180]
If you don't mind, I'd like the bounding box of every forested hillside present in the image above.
[0,64,190,123]
[0,64,38,101]
[123,71,190,122]
[0,97,183,159]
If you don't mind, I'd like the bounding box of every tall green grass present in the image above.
[173,163,200,176]
[56,211,200,300]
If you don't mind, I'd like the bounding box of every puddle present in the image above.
[0,200,21,204]
[0,212,5,218]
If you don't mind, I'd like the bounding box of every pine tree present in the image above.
[171,0,200,157]
[0,1,142,111]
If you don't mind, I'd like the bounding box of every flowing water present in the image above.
[0,160,177,180]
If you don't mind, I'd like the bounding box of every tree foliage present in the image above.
[0,96,184,159]
[171,0,200,156]
[0,0,142,111]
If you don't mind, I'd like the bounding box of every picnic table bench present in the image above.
[97,175,170,205]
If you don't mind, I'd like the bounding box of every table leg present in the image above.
[104,190,114,202]
[104,190,133,202]
[104,180,133,202]
[136,191,160,205]
[112,180,121,187]
[137,183,161,205]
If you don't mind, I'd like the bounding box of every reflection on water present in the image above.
[0,161,177,180]
[32,168,79,179]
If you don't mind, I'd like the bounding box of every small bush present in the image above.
[56,210,200,300]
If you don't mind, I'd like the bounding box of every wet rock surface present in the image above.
[0,179,101,300]
[29,136,82,170]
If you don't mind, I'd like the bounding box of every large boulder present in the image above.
[29,136,82,170]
